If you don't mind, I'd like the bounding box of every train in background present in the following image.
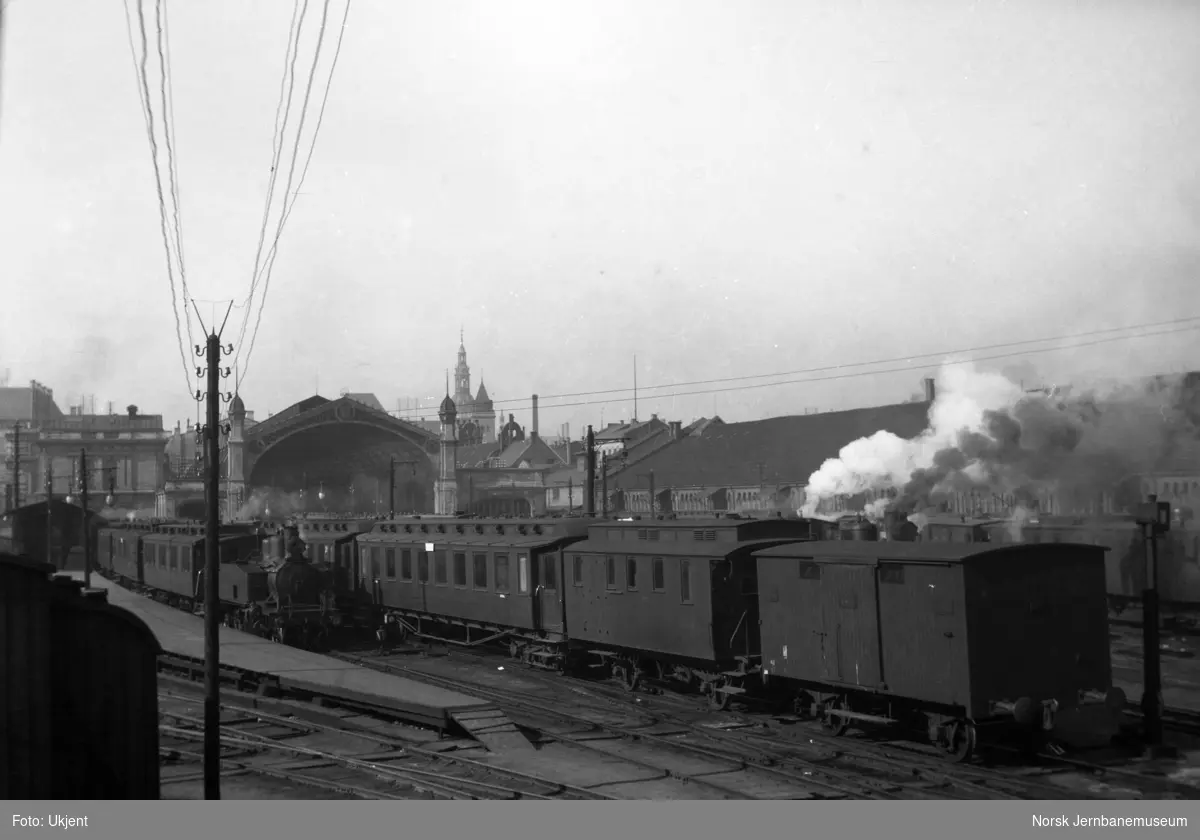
[96,519,351,647]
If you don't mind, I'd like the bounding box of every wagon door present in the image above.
[819,564,883,688]
[337,541,354,593]
[532,550,564,636]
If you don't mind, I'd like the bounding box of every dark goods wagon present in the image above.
[754,540,1124,762]
[1,552,160,798]
[563,516,820,701]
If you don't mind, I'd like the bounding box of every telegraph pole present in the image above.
[389,456,395,516]
[600,453,608,518]
[45,468,52,567]
[194,303,235,802]
[1136,495,1174,757]
[585,426,595,516]
[79,448,91,589]
[10,422,20,512]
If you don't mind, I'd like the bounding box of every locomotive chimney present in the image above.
[923,377,936,403]
[531,394,539,440]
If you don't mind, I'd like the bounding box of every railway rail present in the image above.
[157,675,612,800]
[343,643,1200,801]
[332,649,1057,800]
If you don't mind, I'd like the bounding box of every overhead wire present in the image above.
[234,0,308,359]
[237,0,352,390]
[123,0,192,393]
[483,319,1200,413]
[154,0,194,354]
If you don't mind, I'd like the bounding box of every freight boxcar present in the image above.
[1,551,160,798]
[563,516,820,698]
[754,539,1122,761]
[358,516,596,665]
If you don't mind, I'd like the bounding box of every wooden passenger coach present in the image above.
[563,516,819,696]
[356,516,596,666]
[754,540,1120,761]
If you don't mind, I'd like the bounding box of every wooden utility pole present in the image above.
[10,422,20,512]
[1136,495,1174,757]
[194,302,234,802]
[585,425,595,516]
[79,448,91,589]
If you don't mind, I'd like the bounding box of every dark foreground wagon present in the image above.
[754,540,1123,761]
[1,551,161,798]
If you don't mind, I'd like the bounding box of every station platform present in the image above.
[78,575,531,751]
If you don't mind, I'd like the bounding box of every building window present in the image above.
[232,584,238,600]
[385,548,396,579]
[542,555,556,591]
[605,555,617,590]
[453,552,467,587]
[434,550,447,585]
[417,550,430,583]
[680,559,693,604]
[473,553,488,590]
[652,557,665,592]
[517,554,529,594]
[572,555,583,587]
[626,556,638,590]
[400,549,412,581]
[495,553,510,593]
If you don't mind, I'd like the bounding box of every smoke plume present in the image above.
[800,361,1197,520]
[97,506,156,522]
[235,487,307,520]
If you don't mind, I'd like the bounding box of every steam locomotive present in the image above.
[96,520,350,648]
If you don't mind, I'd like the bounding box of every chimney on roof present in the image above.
[923,378,936,403]
[531,394,539,440]
[669,420,682,439]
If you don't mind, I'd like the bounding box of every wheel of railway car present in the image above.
[708,678,731,712]
[620,663,641,692]
[508,640,522,660]
[943,720,978,763]
[820,696,851,737]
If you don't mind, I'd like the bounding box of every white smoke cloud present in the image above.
[800,360,1195,521]
[235,488,307,520]
[801,360,1023,516]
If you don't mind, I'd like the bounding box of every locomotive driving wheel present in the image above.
[820,696,851,737]
[943,720,978,763]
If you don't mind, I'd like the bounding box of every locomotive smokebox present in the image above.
[839,518,879,541]
[883,510,919,542]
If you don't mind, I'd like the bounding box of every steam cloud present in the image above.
[236,488,307,520]
[800,361,1197,522]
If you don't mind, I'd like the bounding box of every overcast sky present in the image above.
[1,0,1198,436]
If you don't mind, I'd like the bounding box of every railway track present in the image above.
[157,676,614,800]
[333,649,1044,800]
[345,643,1200,801]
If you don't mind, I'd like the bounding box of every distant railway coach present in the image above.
[563,516,821,696]
[357,516,595,665]
[753,539,1120,761]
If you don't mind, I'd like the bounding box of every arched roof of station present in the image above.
[245,395,439,459]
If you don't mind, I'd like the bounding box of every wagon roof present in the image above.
[358,531,568,551]
[567,535,812,558]
[144,531,259,545]
[754,540,1111,563]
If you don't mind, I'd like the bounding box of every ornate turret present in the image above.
[435,380,458,515]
